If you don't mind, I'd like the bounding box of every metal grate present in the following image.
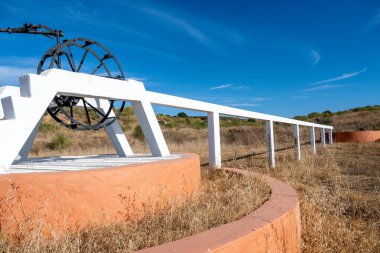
[6,154,182,174]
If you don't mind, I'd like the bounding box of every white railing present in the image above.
[0,69,333,172]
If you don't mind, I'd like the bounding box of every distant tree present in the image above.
[308,112,320,118]
[294,115,309,121]
[178,112,187,118]
[322,110,333,117]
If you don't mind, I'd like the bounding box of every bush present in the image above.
[294,116,309,121]
[132,125,145,141]
[47,133,70,150]
[308,112,320,118]
[322,110,333,117]
[121,124,131,132]
[188,118,207,129]
[165,122,176,128]
[317,117,333,125]
[39,122,60,133]
[177,112,187,118]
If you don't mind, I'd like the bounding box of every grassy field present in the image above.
[1,105,379,252]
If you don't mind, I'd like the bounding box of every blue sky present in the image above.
[0,0,379,117]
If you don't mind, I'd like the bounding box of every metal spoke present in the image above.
[82,98,91,126]
[54,59,60,68]
[67,46,76,70]
[76,50,88,72]
[84,99,106,118]
[70,104,74,123]
[91,61,103,75]
[64,51,75,72]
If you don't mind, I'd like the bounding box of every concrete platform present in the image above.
[7,154,182,173]
[0,153,201,236]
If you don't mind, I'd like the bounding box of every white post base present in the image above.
[266,120,275,168]
[328,129,333,144]
[294,124,301,160]
[310,126,316,154]
[321,128,326,148]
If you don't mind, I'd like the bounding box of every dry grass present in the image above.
[0,169,269,252]
[6,111,380,252]
[329,109,380,131]
[224,143,380,253]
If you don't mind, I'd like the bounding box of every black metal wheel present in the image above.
[37,38,126,131]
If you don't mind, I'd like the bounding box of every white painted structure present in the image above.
[0,69,333,173]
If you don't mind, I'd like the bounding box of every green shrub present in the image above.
[132,125,145,140]
[188,118,207,129]
[39,122,60,133]
[121,123,131,132]
[294,115,309,121]
[317,117,333,125]
[322,110,333,117]
[165,122,176,128]
[308,112,320,118]
[47,133,70,150]
[178,112,187,118]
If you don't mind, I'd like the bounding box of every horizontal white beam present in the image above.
[146,91,333,129]
[29,69,332,130]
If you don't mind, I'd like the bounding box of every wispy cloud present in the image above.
[229,103,260,107]
[235,85,249,90]
[311,68,367,85]
[310,49,321,65]
[64,3,97,24]
[209,84,232,90]
[0,66,35,84]
[252,97,272,101]
[367,11,380,29]
[291,96,309,99]
[123,2,244,54]
[139,6,212,47]
[303,84,351,92]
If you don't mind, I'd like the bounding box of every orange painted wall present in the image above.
[0,153,201,236]
[333,131,380,143]
[139,168,301,253]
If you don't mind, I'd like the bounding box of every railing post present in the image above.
[293,124,301,160]
[328,129,333,144]
[310,126,316,154]
[208,112,221,169]
[321,128,326,147]
[265,120,275,168]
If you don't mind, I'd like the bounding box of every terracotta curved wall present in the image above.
[0,153,201,236]
[139,168,301,253]
[333,131,380,143]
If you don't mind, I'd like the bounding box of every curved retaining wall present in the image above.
[0,153,201,236]
[139,168,301,253]
[333,131,380,143]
